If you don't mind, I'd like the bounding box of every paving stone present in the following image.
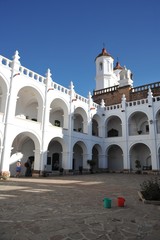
[0,173,160,240]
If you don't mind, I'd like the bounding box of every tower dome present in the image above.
[95,48,118,90]
[95,48,113,61]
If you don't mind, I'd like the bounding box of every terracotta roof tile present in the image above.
[114,61,124,70]
[95,48,113,60]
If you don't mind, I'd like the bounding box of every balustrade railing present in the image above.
[1,54,160,110]
[93,85,119,95]
[131,81,160,93]
[0,55,90,104]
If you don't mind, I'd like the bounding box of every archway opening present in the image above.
[107,145,123,171]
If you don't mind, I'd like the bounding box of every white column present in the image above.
[147,89,158,170]
[88,91,94,135]
[0,51,21,176]
[62,151,73,169]
[40,69,52,172]
[121,94,130,170]
[33,149,41,171]
[67,81,76,170]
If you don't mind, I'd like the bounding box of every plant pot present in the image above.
[3,177,8,180]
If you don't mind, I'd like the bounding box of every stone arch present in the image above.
[128,111,149,136]
[47,137,67,171]
[49,98,69,129]
[0,74,8,113]
[106,144,123,171]
[106,115,122,137]
[73,141,87,170]
[129,143,151,171]
[92,114,101,137]
[16,86,43,122]
[158,146,160,170]
[155,109,160,134]
[92,144,102,169]
[9,131,40,176]
[73,107,88,133]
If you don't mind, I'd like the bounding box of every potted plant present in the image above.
[0,171,10,180]
[87,160,96,174]
[135,160,141,174]
[138,177,160,204]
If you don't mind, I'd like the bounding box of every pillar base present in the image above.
[151,170,160,175]
[32,170,40,177]
[123,169,130,174]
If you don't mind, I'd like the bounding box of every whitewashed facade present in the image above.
[0,49,160,177]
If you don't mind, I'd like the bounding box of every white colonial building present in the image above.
[0,48,160,177]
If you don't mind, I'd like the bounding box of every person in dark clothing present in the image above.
[24,159,32,177]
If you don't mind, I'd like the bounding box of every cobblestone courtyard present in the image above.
[0,173,160,240]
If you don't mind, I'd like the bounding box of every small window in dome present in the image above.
[99,62,103,70]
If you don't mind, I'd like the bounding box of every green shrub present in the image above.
[140,177,160,200]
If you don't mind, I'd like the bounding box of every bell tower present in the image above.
[95,48,118,91]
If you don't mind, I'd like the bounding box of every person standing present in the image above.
[25,158,32,177]
[15,161,21,177]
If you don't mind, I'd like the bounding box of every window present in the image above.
[99,62,103,70]
[146,125,149,132]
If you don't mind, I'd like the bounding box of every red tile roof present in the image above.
[114,61,124,70]
[95,48,113,60]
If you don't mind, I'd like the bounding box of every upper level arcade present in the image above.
[0,50,160,141]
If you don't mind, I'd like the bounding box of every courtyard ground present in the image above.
[0,173,160,240]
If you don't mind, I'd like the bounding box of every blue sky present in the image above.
[0,0,160,97]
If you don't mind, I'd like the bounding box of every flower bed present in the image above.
[138,191,160,205]
[138,177,160,205]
